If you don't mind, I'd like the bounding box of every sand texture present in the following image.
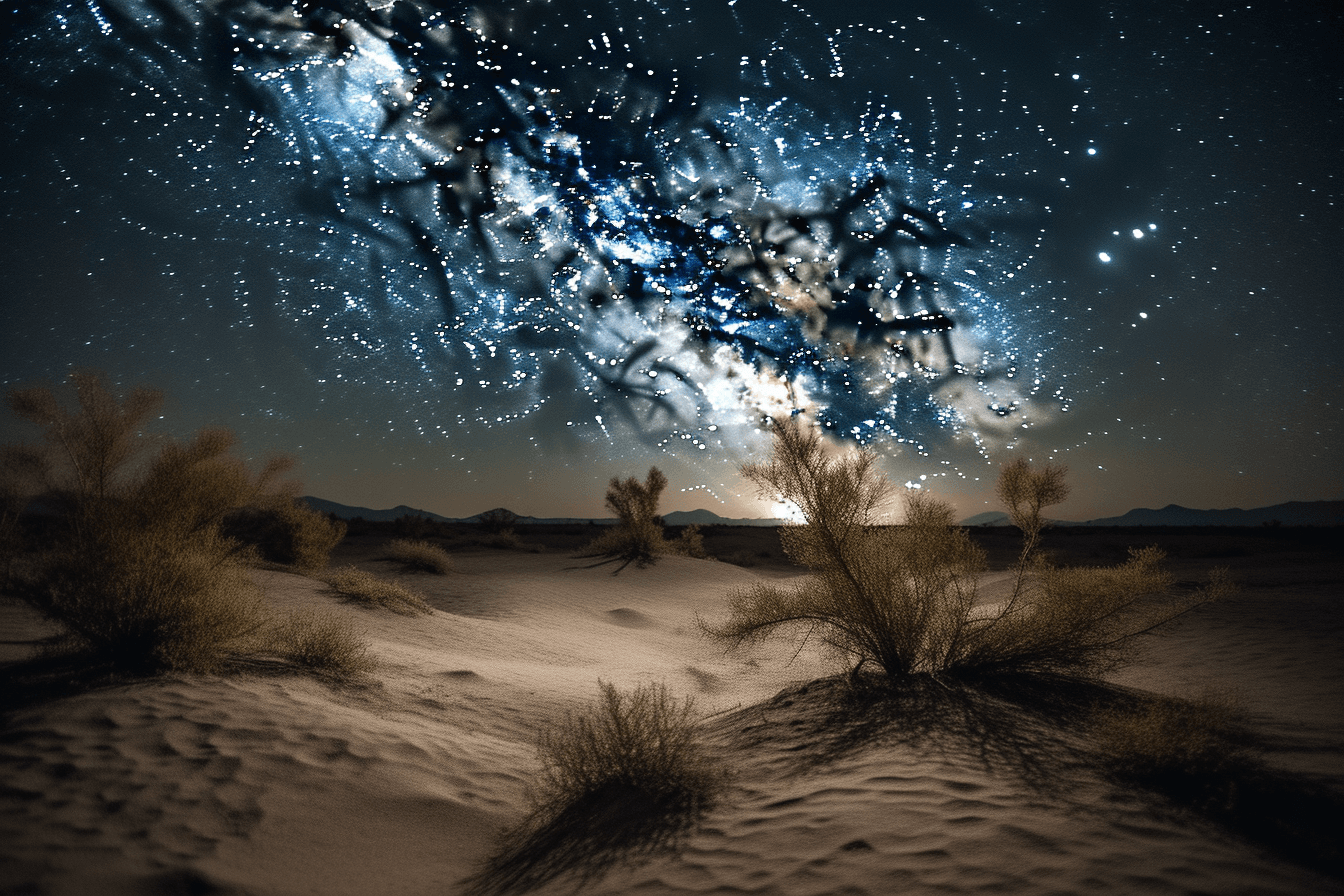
[2,536,1342,895]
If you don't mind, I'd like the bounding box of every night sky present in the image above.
[2,0,1340,522]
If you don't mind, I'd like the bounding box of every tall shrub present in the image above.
[703,417,1232,682]
[6,372,297,672]
[580,467,672,569]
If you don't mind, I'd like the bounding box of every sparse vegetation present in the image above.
[480,529,545,552]
[321,565,432,615]
[477,507,520,534]
[1092,692,1251,805]
[5,372,300,673]
[532,681,721,817]
[703,417,1233,682]
[384,538,453,574]
[579,468,710,569]
[579,467,671,569]
[271,609,375,678]
[470,681,722,894]
[668,524,708,559]
[224,500,347,571]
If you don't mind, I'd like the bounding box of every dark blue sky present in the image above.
[2,0,1340,521]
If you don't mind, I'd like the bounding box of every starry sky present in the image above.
[2,0,1340,522]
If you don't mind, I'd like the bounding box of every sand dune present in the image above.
[2,548,1341,894]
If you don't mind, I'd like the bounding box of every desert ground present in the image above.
[2,524,1342,895]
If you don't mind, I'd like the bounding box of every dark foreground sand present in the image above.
[2,530,1341,895]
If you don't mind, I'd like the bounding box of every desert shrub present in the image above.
[721,550,758,568]
[30,526,269,672]
[322,565,431,615]
[225,501,347,570]
[668,524,708,559]
[384,538,452,574]
[470,681,722,894]
[532,680,722,821]
[1093,692,1251,807]
[0,444,45,586]
[392,513,436,539]
[479,529,544,552]
[271,609,375,677]
[477,507,520,534]
[6,372,297,673]
[703,417,1233,682]
[579,467,673,569]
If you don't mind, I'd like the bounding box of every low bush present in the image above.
[532,680,722,818]
[6,372,300,673]
[668,524,708,559]
[271,609,375,678]
[721,550,758,568]
[384,538,452,574]
[477,507,520,534]
[579,468,678,570]
[579,519,668,568]
[30,526,269,673]
[469,680,722,894]
[1093,692,1249,803]
[225,501,347,570]
[321,566,431,615]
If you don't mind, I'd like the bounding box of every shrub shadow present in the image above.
[716,673,1344,881]
[463,783,705,895]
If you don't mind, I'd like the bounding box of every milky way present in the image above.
[7,0,1098,464]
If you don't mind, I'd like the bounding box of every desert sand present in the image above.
[2,532,1342,895]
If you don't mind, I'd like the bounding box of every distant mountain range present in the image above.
[302,497,1343,528]
[959,500,1344,528]
[299,497,783,527]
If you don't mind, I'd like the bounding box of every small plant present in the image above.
[271,609,375,677]
[1092,692,1251,808]
[532,680,721,817]
[703,417,1232,682]
[480,529,544,552]
[224,500,347,570]
[321,566,431,615]
[477,507,520,534]
[668,524,708,559]
[469,681,722,894]
[384,538,452,574]
[32,527,270,673]
[579,467,672,570]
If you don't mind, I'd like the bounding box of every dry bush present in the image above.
[1093,692,1250,806]
[470,681,723,894]
[532,680,722,821]
[579,518,668,568]
[477,507,520,534]
[721,550,759,568]
[579,467,672,569]
[33,527,269,673]
[271,609,375,677]
[479,529,544,552]
[668,524,708,559]
[6,372,297,673]
[224,500,347,570]
[322,565,431,615]
[384,538,452,573]
[703,417,1232,682]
